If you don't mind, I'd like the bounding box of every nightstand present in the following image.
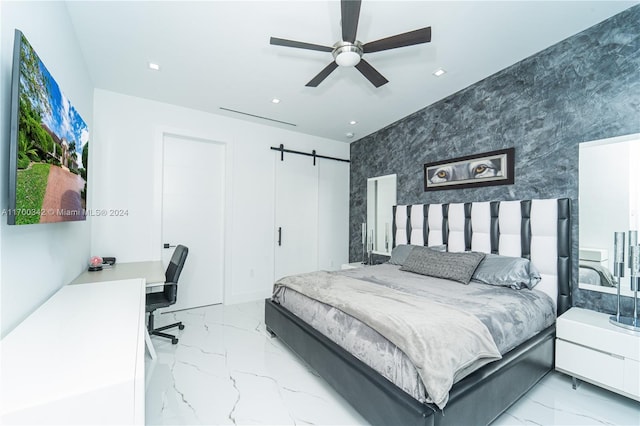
[555,307,640,402]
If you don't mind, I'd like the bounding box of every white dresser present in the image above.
[556,307,640,401]
[1,279,146,424]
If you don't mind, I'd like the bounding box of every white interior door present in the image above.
[274,152,318,281]
[162,134,225,311]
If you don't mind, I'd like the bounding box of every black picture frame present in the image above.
[424,148,515,191]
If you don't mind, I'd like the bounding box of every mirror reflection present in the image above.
[367,174,397,255]
[579,133,640,296]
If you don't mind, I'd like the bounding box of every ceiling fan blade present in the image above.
[363,27,432,53]
[341,0,361,43]
[270,37,333,52]
[355,59,388,88]
[306,61,339,87]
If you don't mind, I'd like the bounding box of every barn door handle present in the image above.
[277,227,282,246]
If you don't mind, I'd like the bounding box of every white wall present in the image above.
[92,89,349,304]
[0,1,94,337]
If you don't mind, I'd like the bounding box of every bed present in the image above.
[265,198,571,426]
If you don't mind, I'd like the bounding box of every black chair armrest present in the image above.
[163,282,178,302]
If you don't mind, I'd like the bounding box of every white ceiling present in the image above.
[65,1,638,143]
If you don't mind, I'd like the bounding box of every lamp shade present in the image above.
[336,51,361,67]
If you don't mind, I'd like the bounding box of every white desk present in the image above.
[70,261,165,286]
[0,280,145,425]
[70,261,166,360]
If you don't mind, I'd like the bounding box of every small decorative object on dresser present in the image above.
[361,222,368,264]
[610,230,640,331]
[88,256,103,271]
[556,307,640,402]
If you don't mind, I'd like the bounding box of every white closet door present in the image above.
[162,134,225,310]
[318,158,349,270]
[274,153,319,281]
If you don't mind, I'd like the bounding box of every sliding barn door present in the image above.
[274,152,350,282]
[274,153,319,281]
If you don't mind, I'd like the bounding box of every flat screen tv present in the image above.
[8,29,89,225]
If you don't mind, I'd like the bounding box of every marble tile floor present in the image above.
[145,301,640,425]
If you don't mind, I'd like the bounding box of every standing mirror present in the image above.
[579,133,639,297]
[367,174,397,255]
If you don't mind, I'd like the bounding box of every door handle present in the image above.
[163,243,176,249]
[277,227,282,246]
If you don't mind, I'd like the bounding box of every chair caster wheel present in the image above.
[178,324,185,330]
[172,338,179,345]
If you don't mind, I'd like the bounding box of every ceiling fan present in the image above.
[270,0,431,88]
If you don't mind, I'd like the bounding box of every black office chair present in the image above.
[146,244,189,345]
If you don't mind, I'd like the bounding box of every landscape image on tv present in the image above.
[11,31,89,225]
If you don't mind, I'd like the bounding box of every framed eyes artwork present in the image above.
[424,148,515,191]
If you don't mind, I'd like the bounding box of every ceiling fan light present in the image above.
[336,51,361,67]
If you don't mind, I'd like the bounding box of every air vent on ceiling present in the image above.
[219,107,297,127]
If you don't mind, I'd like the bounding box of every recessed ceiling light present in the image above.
[271,98,281,104]
[433,68,446,77]
[346,132,355,138]
[349,120,357,125]
[148,62,160,71]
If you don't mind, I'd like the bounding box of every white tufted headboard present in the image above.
[392,199,571,315]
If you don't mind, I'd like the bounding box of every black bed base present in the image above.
[265,299,555,426]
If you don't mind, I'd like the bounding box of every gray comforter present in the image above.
[272,264,556,409]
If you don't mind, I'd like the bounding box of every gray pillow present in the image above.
[471,254,541,289]
[388,244,415,265]
[400,246,485,284]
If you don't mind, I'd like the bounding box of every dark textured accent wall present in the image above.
[349,5,640,315]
